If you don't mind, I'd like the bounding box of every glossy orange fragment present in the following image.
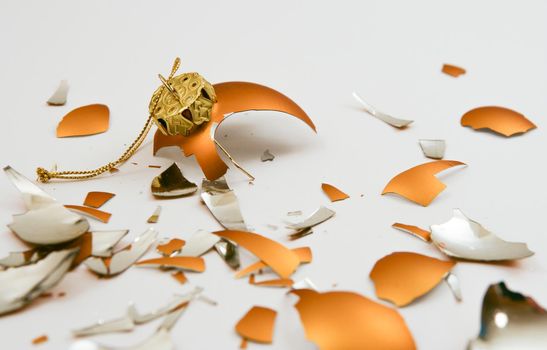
[249,274,294,288]
[392,223,431,242]
[382,160,466,206]
[64,205,111,223]
[215,230,299,278]
[136,256,205,272]
[291,289,416,350]
[56,104,109,137]
[83,191,115,208]
[441,64,466,77]
[370,252,455,307]
[235,247,312,278]
[235,306,277,344]
[172,271,188,284]
[157,238,185,256]
[461,106,536,137]
[154,82,316,180]
[321,183,349,202]
[32,335,48,345]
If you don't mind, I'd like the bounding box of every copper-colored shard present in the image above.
[236,247,312,279]
[214,230,299,279]
[56,104,109,137]
[461,106,536,137]
[249,274,294,288]
[321,183,349,202]
[83,191,115,208]
[382,160,466,206]
[235,306,277,344]
[32,335,48,345]
[442,64,466,77]
[154,82,316,180]
[148,165,162,168]
[136,256,205,272]
[392,223,431,242]
[291,289,416,350]
[370,252,456,307]
[64,205,111,223]
[157,238,185,257]
[147,205,161,223]
[172,271,188,284]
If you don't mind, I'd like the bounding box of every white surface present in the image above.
[1,0,547,349]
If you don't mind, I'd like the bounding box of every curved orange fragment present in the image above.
[461,106,536,137]
[83,191,115,208]
[392,223,431,242]
[154,82,315,180]
[442,64,466,77]
[157,238,185,256]
[214,230,300,279]
[136,256,205,272]
[291,289,416,350]
[235,306,277,344]
[370,252,455,307]
[235,247,311,278]
[321,183,349,202]
[56,104,109,137]
[64,204,111,223]
[382,160,466,206]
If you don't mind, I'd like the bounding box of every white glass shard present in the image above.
[352,92,413,128]
[261,149,275,162]
[0,251,39,268]
[4,166,55,209]
[201,177,247,231]
[419,139,446,159]
[430,209,534,261]
[90,230,129,257]
[47,80,69,106]
[178,230,220,257]
[444,272,462,302]
[287,206,335,230]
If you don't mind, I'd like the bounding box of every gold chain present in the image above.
[36,58,181,183]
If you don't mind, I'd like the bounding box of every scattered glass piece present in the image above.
[441,64,466,78]
[83,191,115,208]
[287,206,335,231]
[157,238,185,257]
[201,177,247,230]
[430,209,534,261]
[4,166,89,245]
[213,239,240,269]
[321,183,349,202]
[56,104,110,137]
[292,278,318,291]
[147,206,162,223]
[352,92,413,128]
[47,80,69,106]
[260,149,275,162]
[85,228,158,276]
[148,165,162,168]
[468,282,547,349]
[392,222,431,242]
[136,256,205,272]
[461,106,536,137]
[249,275,293,288]
[0,250,39,268]
[236,247,311,279]
[151,163,197,197]
[171,271,187,284]
[178,230,221,257]
[382,160,466,206]
[287,211,302,217]
[288,228,313,241]
[65,205,112,223]
[419,139,445,159]
[444,272,462,302]
[235,306,277,345]
[291,289,416,349]
[32,334,48,345]
[0,249,78,315]
[90,230,129,257]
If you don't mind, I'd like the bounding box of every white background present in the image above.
[1,0,547,349]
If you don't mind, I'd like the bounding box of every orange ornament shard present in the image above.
[442,64,466,77]
[321,183,349,202]
[83,191,115,208]
[461,106,536,137]
[56,104,110,137]
[392,223,431,242]
[154,82,316,180]
[382,160,466,206]
[136,256,205,272]
[214,230,299,279]
[64,205,112,223]
[157,238,185,257]
[369,252,456,307]
[235,306,277,345]
[291,289,416,350]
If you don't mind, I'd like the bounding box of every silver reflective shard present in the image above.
[430,209,534,261]
[468,282,547,350]
[0,249,77,315]
[287,206,335,231]
[352,92,413,128]
[419,139,446,159]
[261,149,275,162]
[151,163,198,198]
[90,230,129,257]
[47,80,69,106]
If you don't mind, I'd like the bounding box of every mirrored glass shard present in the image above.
[287,206,335,230]
[201,177,247,231]
[352,92,413,128]
[430,209,534,261]
[0,250,39,268]
[468,282,547,350]
[0,249,77,315]
[85,228,158,276]
[419,139,446,159]
[147,206,162,224]
[151,163,198,197]
[444,272,462,302]
[178,230,220,257]
[90,230,129,257]
[292,278,319,291]
[261,149,275,162]
[73,314,135,336]
[288,227,313,241]
[214,239,240,269]
[47,80,69,106]
[4,166,55,210]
